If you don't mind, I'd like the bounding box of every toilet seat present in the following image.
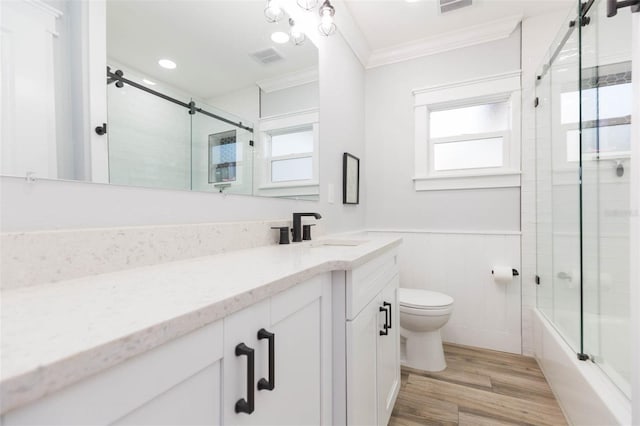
[400,304,452,317]
[399,288,453,310]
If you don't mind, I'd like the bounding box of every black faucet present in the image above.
[292,213,322,242]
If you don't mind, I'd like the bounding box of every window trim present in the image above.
[413,71,522,191]
[257,110,319,196]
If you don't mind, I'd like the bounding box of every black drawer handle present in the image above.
[257,328,275,391]
[379,305,389,336]
[384,301,392,329]
[235,343,255,414]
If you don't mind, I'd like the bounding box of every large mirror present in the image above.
[1,0,320,199]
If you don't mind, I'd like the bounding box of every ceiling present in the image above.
[107,1,318,100]
[342,0,575,52]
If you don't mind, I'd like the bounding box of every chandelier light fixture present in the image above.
[296,0,319,11]
[289,18,306,45]
[318,0,336,36]
[264,0,336,38]
[264,0,284,23]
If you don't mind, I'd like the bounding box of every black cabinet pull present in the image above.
[384,301,392,329]
[379,306,389,336]
[257,328,275,391]
[235,343,255,414]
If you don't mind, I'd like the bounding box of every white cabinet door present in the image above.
[345,273,401,426]
[1,320,223,426]
[346,300,379,426]
[112,361,221,426]
[223,274,331,426]
[255,275,328,425]
[223,299,270,426]
[376,275,400,426]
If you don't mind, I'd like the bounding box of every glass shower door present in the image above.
[535,1,583,353]
[107,77,191,190]
[581,0,633,397]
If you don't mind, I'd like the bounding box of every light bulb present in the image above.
[289,18,305,45]
[321,10,333,27]
[318,0,336,36]
[297,0,318,10]
[265,0,284,23]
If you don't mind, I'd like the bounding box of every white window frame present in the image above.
[413,71,522,191]
[257,109,319,197]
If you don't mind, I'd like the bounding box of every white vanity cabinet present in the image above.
[1,274,332,426]
[223,273,332,426]
[336,249,401,426]
[1,320,225,426]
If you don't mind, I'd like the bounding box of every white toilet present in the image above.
[399,288,454,372]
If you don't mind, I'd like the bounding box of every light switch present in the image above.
[327,183,335,204]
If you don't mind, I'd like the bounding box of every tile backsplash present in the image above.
[1,220,321,290]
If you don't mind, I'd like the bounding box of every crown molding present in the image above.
[365,14,522,69]
[256,67,319,93]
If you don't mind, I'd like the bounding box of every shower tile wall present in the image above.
[107,74,191,190]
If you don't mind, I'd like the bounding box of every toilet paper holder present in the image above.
[492,268,519,276]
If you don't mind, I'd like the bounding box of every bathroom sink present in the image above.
[310,239,369,247]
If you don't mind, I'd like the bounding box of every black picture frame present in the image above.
[342,153,360,204]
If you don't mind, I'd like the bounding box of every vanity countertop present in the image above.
[0,232,401,414]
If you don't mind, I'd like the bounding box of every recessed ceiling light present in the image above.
[271,31,290,44]
[142,78,156,85]
[158,59,177,69]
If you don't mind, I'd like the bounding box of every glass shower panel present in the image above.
[190,101,254,195]
[551,16,582,353]
[581,0,633,396]
[107,83,191,190]
[535,1,583,353]
[536,64,554,322]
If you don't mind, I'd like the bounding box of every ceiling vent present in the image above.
[439,0,472,14]
[250,48,284,65]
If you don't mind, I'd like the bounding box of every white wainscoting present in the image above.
[368,229,522,354]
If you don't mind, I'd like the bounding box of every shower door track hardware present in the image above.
[536,1,596,82]
[577,353,590,361]
[105,67,254,133]
[607,0,640,17]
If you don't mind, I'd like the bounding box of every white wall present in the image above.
[365,29,522,232]
[261,82,319,118]
[364,28,523,353]
[0,30,365,233]
[207,86,260,129]
[1,1,60,180]
[379,230,522,353]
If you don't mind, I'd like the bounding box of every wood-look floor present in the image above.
[390,343,568,426]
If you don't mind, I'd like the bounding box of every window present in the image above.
[561,64,632,163]
[430,101,510,172]
[269,128,314,182]
[413,72,521,191]
[257,110,319,197]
